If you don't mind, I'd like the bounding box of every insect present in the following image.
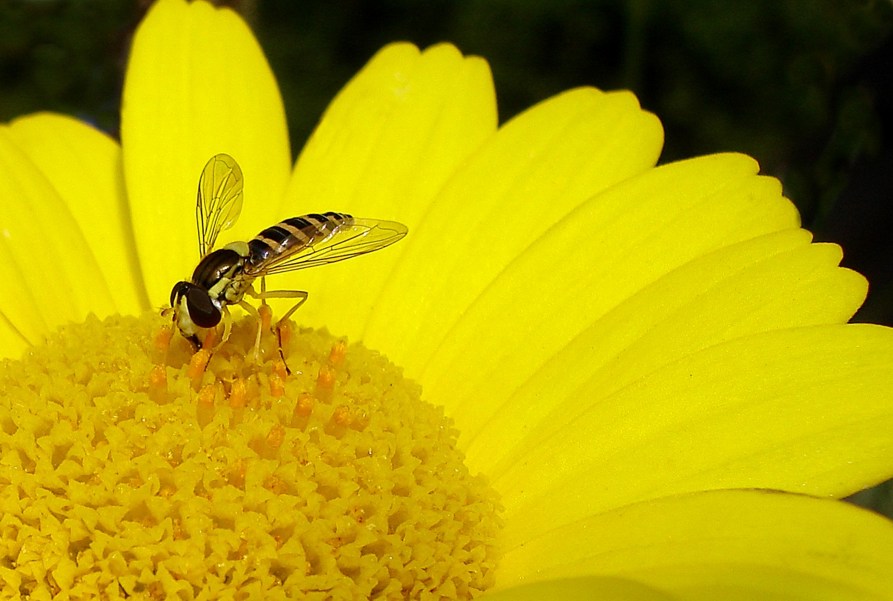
[168,153,408,358]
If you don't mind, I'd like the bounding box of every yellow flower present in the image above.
[1,0,893,599]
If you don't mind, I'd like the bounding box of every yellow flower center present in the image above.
[0,313,502,599]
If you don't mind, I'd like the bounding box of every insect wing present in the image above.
[196,154,244,257]
[257,219,408,275]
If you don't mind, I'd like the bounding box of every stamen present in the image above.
[292,392,314,430]
[153,324,173,362]
[277,320,292,347]
[202,328,218,349]
[326,404,352,437]
[266,424,285,450]
[328,340,347,366]
[197,383,217,427]
[229,378,248,408]
[228,458,247,489]
[316,365,335,390]
[259,303,273,331]
[269,372,285,398]
[188,348,211,381]
[265,474,287,495]
[148,364,167,403]
[273,359,289,380]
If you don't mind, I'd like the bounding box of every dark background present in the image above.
[0,0,891,515]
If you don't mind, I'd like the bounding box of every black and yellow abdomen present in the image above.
[247,211,353,267]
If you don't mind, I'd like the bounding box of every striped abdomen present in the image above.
[247,211,354,267]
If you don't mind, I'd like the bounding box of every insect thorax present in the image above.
[192,242,252,304]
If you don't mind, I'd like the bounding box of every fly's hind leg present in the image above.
[246,279,308,374]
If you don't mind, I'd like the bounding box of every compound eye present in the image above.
[170,281,189,307]
[186,288,221,328]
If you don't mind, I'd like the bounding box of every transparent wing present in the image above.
[196,153,244,257]
[251,218,408,275]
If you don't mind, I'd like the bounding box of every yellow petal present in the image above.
[0,237,45,351]
[466,229,866,474]
[364,86,664,369]
[121,0,290,305]
[498,490,893,601]
[0,312,27,358]
[421,154,798,434]
[8,113,147,315]
[0,128,115,348]
[494,324,893,548]
[278,42,497,338]
[481,577,676,601]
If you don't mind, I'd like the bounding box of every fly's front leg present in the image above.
[200,305,232,351]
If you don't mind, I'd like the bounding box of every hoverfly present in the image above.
[168,153,407,358]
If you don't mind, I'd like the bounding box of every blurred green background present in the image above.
[0,0,891,516]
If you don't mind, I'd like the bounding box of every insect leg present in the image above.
[199,305,232,351]
[246,287,309,374]
[236,299,264,362]
[219,305,233,347]
[268,290,310,323]
[244,285,310,326]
